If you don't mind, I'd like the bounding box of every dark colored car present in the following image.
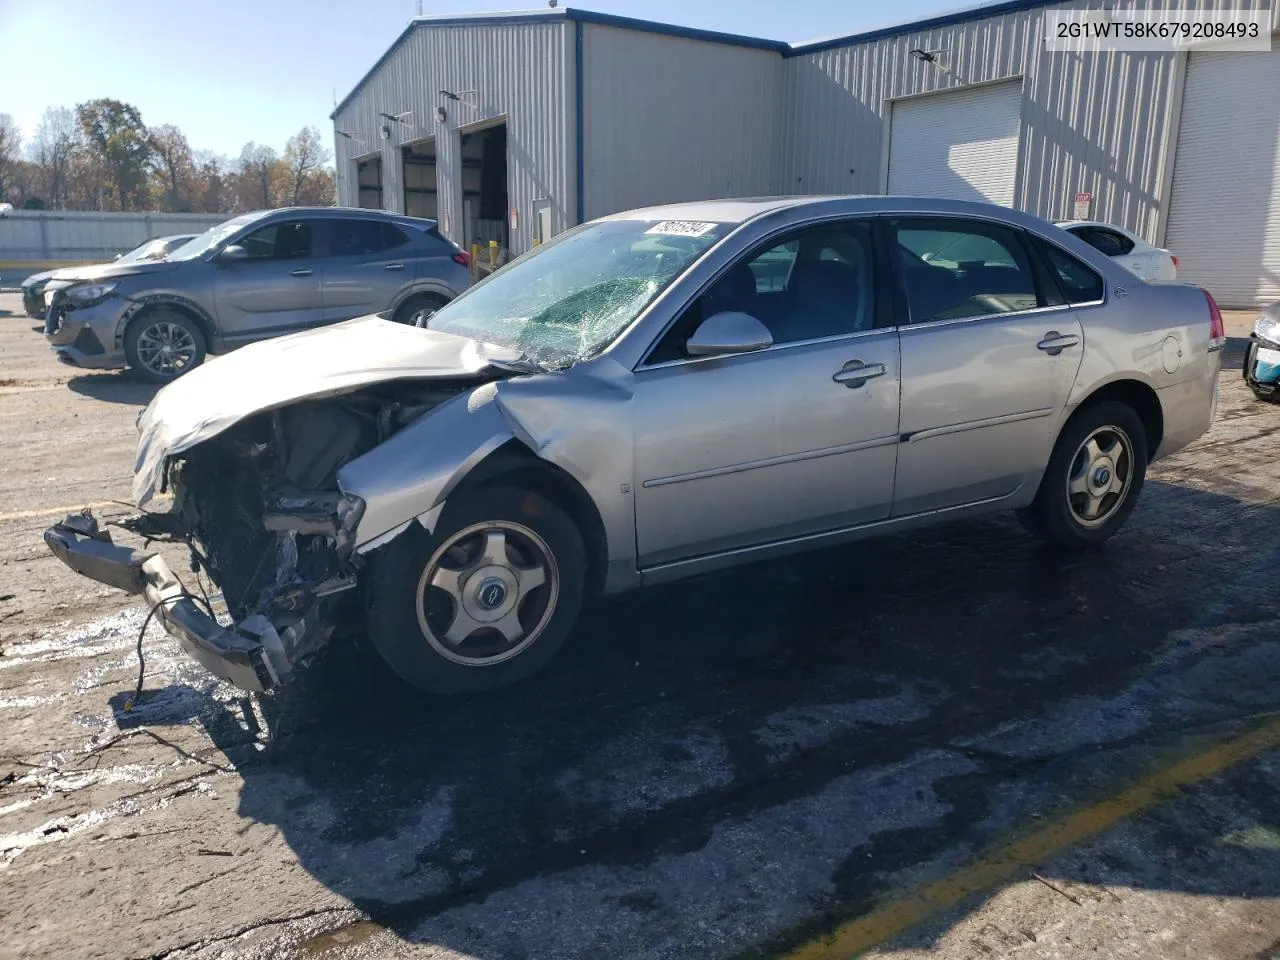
[21,234,196,318]
[44,208,471,382]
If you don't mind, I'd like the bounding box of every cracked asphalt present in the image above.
[1,291,1279,960]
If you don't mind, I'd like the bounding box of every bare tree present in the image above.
[192,149,229,213]
[0,113,22,204]
[236,142,281,210]
[28,107,77,209]
[282,126,330,205]
[150,124,196,211]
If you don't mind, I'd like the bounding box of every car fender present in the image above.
[115,293,218,351]
[389,279,457,313]
[338,382,514,552]
[337,361,640,593]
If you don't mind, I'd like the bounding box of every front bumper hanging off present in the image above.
[45,514,281,693]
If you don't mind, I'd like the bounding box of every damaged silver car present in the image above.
[45,196,1224,695]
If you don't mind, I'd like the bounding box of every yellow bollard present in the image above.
[488,239,498,267]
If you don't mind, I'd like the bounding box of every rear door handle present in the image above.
[384,262,405,272]
[1037,331,1080,355]
[832,360,886,388]
[289,268,313,278]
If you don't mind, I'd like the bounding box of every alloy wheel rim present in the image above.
[136,321,197,377]
[1065,425,1133,527]
[416,521,559,666]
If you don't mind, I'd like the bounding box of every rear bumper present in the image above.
[44,515,277,693]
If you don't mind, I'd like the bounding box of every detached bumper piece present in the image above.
[45,514,278,693]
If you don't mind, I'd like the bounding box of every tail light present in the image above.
[1204,289,1226,350]
[1171,254,1180,270]
[452,250,471,267]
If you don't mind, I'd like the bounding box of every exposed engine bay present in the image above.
[87,376,500,690]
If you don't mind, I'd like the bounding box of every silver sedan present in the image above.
[45,196,1224,696]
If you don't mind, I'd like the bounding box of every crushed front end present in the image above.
[44,381,477,693]
[1245,302,1280,400]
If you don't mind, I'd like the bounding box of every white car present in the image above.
[1055,220,1178,282]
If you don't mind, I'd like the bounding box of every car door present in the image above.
[890,216,1084,516]
[318,218,415,321]
[632,219,901,568]
[212,219,323,344]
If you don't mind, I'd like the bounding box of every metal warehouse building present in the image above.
[333,0,1280,306]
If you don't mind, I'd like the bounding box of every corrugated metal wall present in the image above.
[332,21,573,254]
[581,24,783,219]
[782,0,1279,244]
[0,210,226,262]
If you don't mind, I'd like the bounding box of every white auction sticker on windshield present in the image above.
[645,220,717,237]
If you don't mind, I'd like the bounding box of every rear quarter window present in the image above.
[1037,239,1105,304]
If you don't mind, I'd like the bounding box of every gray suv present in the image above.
[45,207,471,382]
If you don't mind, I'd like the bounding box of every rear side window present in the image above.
[1038,240,1105,304]
[327,219,409,256]
[891,218,1040,323]
[418,226,463,257]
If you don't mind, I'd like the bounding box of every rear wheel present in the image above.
[364,486,586,694]
[124,309,207,383]
[1019,401,1148,548]
[392,292,448,326]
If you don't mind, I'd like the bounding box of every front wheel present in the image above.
[1018,401,1148,549]
[363,486,586,694]
[124,309,207,383]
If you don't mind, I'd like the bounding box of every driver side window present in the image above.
[237,221,312,260]
[647,219,875,364]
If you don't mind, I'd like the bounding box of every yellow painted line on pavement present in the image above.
[783,716,1280,960]
[0,501,126,523]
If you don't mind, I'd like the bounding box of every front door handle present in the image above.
[384,262,405,271]
[832,360,886,388]
[1037,331,1080,356]
[290,268,313,278]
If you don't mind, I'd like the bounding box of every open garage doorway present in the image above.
[356,156,383,209]
[402,138,438,220]
[460,121,508,252]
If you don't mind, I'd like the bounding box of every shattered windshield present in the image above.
[425,218,729,365]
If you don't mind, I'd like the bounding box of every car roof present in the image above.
[601,195,1062,231]
[246,207,436,229]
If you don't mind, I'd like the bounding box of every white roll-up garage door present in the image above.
[888,81,1022,207]
[1165,49,1280,307]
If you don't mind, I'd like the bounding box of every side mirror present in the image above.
[686,311,773,358]
[112,253,122,261]
[218,244,248,262]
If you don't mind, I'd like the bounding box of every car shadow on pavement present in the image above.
[1220,336,1251,372]
[111,480,1280,957]
[66,373,160,406]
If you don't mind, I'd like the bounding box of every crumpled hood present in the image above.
[133,315,525,505]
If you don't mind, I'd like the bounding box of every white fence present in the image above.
[0,210,228,262]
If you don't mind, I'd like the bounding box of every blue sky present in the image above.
[0,0,965,159]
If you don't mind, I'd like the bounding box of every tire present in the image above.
[123,308,207,383]
[392,292,448,327]
[1018,401,1149,549]
[363,485,586,694]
